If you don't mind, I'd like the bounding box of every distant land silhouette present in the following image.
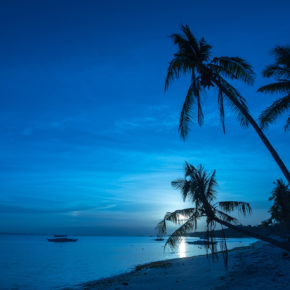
[185,224,287,239]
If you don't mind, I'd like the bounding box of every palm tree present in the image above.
[258,46,290,131]
[156,163,290,262]
[264,179,290,233]
[165,25,290,184]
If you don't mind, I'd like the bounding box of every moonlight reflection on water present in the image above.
[178,237,187,258]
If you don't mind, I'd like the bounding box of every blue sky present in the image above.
[0,0,289,235]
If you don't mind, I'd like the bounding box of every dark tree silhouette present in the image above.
[157,163,290,264]
[264,179,290,233]
[258,46,290,131]
[165,25,290,183]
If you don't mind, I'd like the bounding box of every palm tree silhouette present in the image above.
[265,179,290,233]
[258,46,290,131]
[165,25,290,183]
[156,163,290,261]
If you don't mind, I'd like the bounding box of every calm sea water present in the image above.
[0,235,256,289]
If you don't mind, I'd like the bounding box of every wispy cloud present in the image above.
[114,108,178,133]
[0,202,116,215]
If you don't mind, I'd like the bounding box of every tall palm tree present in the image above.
[165,25,290,184]
[258,46,290,131]
[156,163,290,262]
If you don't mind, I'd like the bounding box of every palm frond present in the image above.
[219,226,228,268]
[269,179,289,201]
[198,37,212,61]
[156,208,200,237]
[178,69,204,139]
[272,46,290,68]
[155,219,167,237]
[218,88,226,133]
[215,209,238,224]
[169,33,191,53]
[171,178,190,201]
[259,94,290,129]
[262,65,290,79]
[165,56,193,90]
[186,165,212,207]
[211,57,255,85]
[218,201,252,216]
[204,219,218,257]
[181,25,200,55]
[218,78,249,127]
[257,81,290,94]
[178,81,196,139]
[196,91,204,126]
[169,26,201,65]
[165,213,200,249]
[259,45,290,131]
[184,161,196,178]
[205,170,217,201]
[285,115,290,131]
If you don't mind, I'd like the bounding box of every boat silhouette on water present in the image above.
[154,238,164,241]
[47,236,78,242]
[187,240,217,245]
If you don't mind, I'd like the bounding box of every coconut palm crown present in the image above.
[258,46,290,131]
[165,25,254,137]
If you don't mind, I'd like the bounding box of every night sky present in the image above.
[0,0,289,235]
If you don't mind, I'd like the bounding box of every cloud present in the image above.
[0,202,116,215]
[114,112,178,134]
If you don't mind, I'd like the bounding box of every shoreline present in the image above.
[133,243,254,272]
[65,241,290,290]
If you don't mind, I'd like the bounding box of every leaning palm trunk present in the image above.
[214,216,290,252]
[214,78,290,184]
[199,192,290,252]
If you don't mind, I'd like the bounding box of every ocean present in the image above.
[0,235,256,289]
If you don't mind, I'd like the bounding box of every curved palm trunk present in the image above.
[199,193,290,252]
[215,79,290,184]
[213,216,290,252]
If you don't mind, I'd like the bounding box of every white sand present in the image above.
[72,242,290,290]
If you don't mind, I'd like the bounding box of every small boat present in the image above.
[47,238,78,243]
[154,238,164,241]
[187,240,217,245]
[54,235,67,237]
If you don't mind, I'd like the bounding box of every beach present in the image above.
[73,242,290,290]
